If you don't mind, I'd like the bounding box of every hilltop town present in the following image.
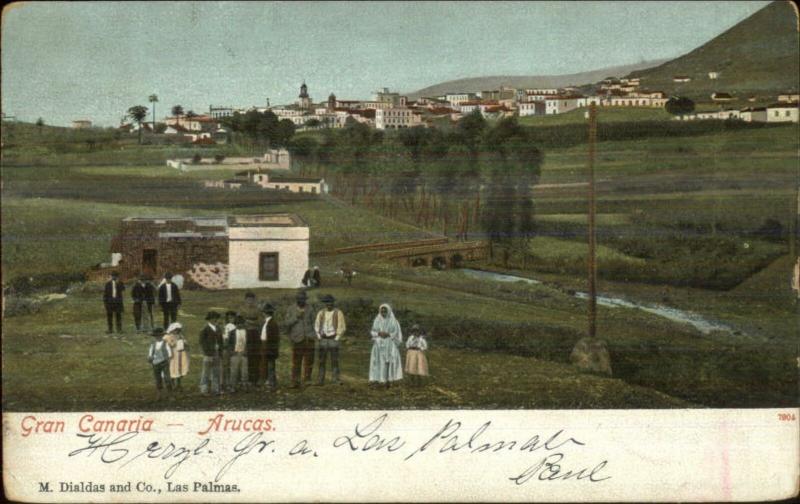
[68,74,793,148]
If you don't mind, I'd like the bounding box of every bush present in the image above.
[214,154,226,163]
[191,153,202,164]
[3,295,42,317]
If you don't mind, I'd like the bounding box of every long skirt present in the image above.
[369,339,403,383]
[404,349,429,376]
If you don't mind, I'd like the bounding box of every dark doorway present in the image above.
[432,256,447,270]
[142,249,157,278]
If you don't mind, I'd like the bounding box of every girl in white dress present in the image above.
[404,324,429,386]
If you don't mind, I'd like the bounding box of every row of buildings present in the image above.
[121,79,799,138]
[674,101,799,123]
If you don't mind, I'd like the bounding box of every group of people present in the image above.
[302,264,357,288]
[143,288,429,399]
[103,272,182,334]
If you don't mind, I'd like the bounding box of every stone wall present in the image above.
[111,219,228,281]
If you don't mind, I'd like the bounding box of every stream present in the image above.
[461,268,736,335]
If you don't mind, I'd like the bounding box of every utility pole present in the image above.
[587,104,598,339]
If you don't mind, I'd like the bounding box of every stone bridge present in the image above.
[377,240,490,269]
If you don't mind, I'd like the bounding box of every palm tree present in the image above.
[148,94,159,132]
[171,105,184,128]
[128,105,148,144]
[185,110,197,131]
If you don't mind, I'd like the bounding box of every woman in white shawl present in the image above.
[369,304,404,387]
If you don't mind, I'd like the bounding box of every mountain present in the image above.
[405,60,668,99]
[627,1,799,99]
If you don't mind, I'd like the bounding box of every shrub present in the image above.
[214,154,226,163]
[191,153,202,164]
[3,295,42,317]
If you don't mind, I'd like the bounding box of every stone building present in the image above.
[108,214,308,289]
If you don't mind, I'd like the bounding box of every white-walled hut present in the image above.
[104,214,309,289]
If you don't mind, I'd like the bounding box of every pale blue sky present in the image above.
[2,1,771,127]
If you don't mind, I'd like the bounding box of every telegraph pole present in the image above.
[587,104,598,339]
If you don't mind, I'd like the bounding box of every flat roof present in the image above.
[228,213,307,227]
[125,214,306,228]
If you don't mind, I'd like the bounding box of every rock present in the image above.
[59,334,74,339]
[40,293,67,302]
[570,337,612,377]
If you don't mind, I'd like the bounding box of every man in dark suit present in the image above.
[158,272,181,328]
[131,274,156,333]
[103,271,125,334]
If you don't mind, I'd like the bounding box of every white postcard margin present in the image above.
[3,408,799,502]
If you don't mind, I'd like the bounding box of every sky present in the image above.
[2,1,772,127]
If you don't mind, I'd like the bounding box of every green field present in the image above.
[2,115,798,411]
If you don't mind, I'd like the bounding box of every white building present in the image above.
[544,96,582,115]
[375,108,422,129]
[72,120,92,129]
[708,72,719,80]
[766,103,799,123]
[518,102,546,116]
[445,93,477,106]
[246,171,328,194]
[227,214,309,289]
[739,108,768,122]
[778,94,800,103]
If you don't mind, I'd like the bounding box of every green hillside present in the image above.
[627,1,799,101]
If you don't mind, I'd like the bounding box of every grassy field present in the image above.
[2,116,798,411]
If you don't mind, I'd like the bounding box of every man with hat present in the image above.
[131,273,156,333]
[238,292,264,387]
[158,272,182,329]
[285,290,316,388]
[103,271,125,335]
[199,311,223,396]
[147,327,173,400]
[314,294,347,385]
[259,302,281,390]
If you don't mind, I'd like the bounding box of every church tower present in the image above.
[297,81,311,110]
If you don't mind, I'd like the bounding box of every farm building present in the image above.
[711,92,734,102]
[765,102,799,123]
[107,214,309,289]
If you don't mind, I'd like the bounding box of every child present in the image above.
[164,322,189,390]
[404,324,429,386]
[228,315,249,392]
[147,327,173,400]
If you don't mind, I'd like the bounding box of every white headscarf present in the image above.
[166,322,183,334]
[371,303,402,342]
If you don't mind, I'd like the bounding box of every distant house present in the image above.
[708,71,719,80]
[236,171,328,195]
[711,92,734,102]
[673,76,691,83]
[444,93,477,106]
[263,148,291,170]
[107,214,309,289]
[765,102,799,123]
[164,124,190,135]
[518,101,546,116]
[739,107,768,123]
[778,93,800,103]
[72,120,92,129]
[375,108,423,129]
[544,96,582,115]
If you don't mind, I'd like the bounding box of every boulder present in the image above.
[570,337,612,377]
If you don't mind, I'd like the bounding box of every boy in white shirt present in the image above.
[147,327,173,400]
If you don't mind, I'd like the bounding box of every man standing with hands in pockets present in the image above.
[285,291,316,388]
[314,294,346,386]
